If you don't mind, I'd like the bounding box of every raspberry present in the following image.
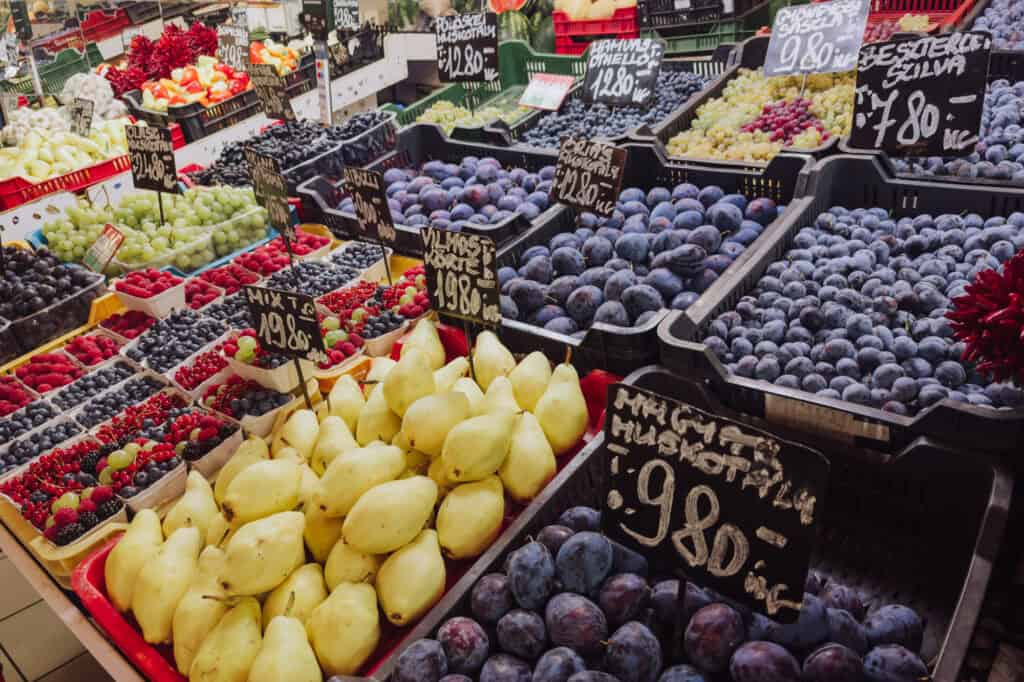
[78,499,97,514]
[91,486,115,505]
[53,507,78,528]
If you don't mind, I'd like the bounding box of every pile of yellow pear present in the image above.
[103,319,590,680]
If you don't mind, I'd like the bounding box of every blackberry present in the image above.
[55,523,84,546]
[96,499,122,520]
[77,511,99,530]
[79,451,102,475]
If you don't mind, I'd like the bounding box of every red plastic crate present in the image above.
[168,123,186,150]
[80,8,130,42]
[862,0,977,32]
[553,7,640,55]
[0,154,132,211]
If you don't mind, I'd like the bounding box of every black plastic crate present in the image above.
[659,153,1024,454]
[295,123,560,256]
[126,1,160,24]
[283,51,317,99]
[368,364,1011,682]
[473,142,811,378]
[123,88,263,143]
[640,0,727,34]
[647,35,841,169]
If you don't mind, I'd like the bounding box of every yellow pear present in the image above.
[401,391,470,457]
[190,597,262,682]
[383,348,435,417]
[297,464,319,508]
[172,546,227,675]
[436,476,505,559]
[163,471,218,540]
[262,563,327,629]
[508,351,552,411]
[206,511,239,547]
[324,536,382,590]
[303,503,343,563]
[452,376,485,415]
[404,449,431,475]
[428,456,455,497]
[132,526,202,644]
[366,355,397,385]
[271,445,304,463]
[105,508,162,612]
[441,411,516,482]
[343,476,438,554]
[325,374,364,431]
[481,376,521,415]
[376,529,446,626]
[401,318,446,370]
[272,409,319,461]
[472,330,515,390]
[314,442,406,517]
[356,383,401,445]
[249,611,320,682]
[310,415,358,475]
[535,363,588,455]
[221,511,305,596]
[215,437,270,504]
[307,582,380,676]
[500,412,557,501]
[434,356,470,392]
[222,459,302,524]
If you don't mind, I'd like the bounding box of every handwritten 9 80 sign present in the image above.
[552,137,627,217]
[850,32,991,157]
[603,384,829,622]
[764,0,870,77]
[422,228,500,327]
[242,286,328,363]
[245,149,291,234]
[436,13,499,83]
[126,126,178,193]
[583,39,665,107]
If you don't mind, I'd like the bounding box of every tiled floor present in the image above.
[0,554,113,682]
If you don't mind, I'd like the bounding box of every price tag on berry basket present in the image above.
[602,383,829,623]
[250,63,296,122]
[552,136,627,218]
[126,125,178,193]
[422,228,500,327]
[848,32,991,157]
[218,25,249,73]
[69,98,94,137]
[582,39,664,107]
[241,285,328,364]
[763,0,870,77]
[245,148,292,237]
[435,12,499,83]
[519,73,576,111]
[81,224,124,274]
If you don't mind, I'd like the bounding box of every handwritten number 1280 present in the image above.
[443,45,484,78]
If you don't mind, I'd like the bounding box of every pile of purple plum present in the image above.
[334,158,554,232]
[701,206,1024,414]
[391,505,928,682]
[891,79,1024,183]
[499,184,781,335]
[972,0,1024,50]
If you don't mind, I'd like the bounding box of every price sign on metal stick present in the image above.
[849,32,991,157]
[422,228,500,327]
[583,39,664,107]
[69,98,94,137]
[552,137,627,217]
[251,64,296,122]
[245,148,292,240]
[126,126,178,193]
[218,25,249,73]
[343,167,394,282]
[764,0,870,77]
[436,12,499,83]
[602,384,829,622]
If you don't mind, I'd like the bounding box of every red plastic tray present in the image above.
[72,323,618,682]
[861,0,976,32]
[0,154,132,211]
[553,7,640,55]
[80,8,131,42]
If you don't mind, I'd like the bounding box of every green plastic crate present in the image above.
[646,0,798,55]
[384,40,587,127]
[0,48,91,95]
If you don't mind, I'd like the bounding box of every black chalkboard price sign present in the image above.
[582,39,665,107]
[552,137,627,218]
[435,12,499,83]
[241,285,328,364]
[602,384,829,623]
[125,125,178,193]
[764,0,870,77]
[342,167,396,244]
[69,98,94,137]
[849,32,991,157]
[245,148,292,236]
[422,228,500,327]
[218,25,249,73]
[250,63,296,122]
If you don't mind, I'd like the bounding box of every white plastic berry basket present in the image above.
[364,321,409,357]
[113,279,187,319]
[189,424,243,479]
[236,378,321,439]
[123,460,188,514]
[227,354,318,394]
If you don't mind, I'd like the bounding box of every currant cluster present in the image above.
[174,344,229,391]
[94,392,189,445]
